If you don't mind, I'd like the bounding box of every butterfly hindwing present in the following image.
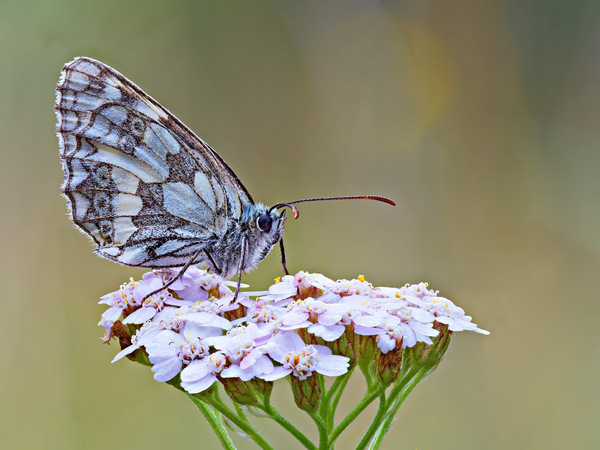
[55,57,254,268]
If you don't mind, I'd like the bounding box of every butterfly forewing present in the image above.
[55,57,254,268]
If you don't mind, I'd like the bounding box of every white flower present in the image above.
[180,352,226,394]
[208,323,275,381]
[419,295,489,334]
[306,302,351,341]
[111,321,163,362]
[146,325,211,382]
[236,298,287,325]
[103,271,489,394]
[354,315,419,352]
[263,331,349,381]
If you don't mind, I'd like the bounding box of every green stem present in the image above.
[309,410,329,450]
[260,402,317,450]
[355,391,388,450]
[317,375,331,449]
[329,384,385,444]
[368,367,431,449]
[360,364,375,389]
[327,368,353,428]
[197,390,274,450]
[186,393,236,450]
[316,374,329,420]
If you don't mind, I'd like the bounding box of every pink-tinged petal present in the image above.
[473,326,490,335]
[353,325,383,336]
[434,316,452,325]
[318,292,343,304]
[174,285,210,302]
[181,374,216,394]
[401,329,417,348]
[410,321,439,337]
[111,344,139,363]
[152,357,182,382]
[148,347,178,364]
[240,353,257,370]
[99,294,116,305]
[403,295,427,307]
[205,334,228,349]
[151,306,179,322]
[221,365,241,378]
[122,307,156,324]
[163,277,185,291]
[268,331,305,361]
[379,301,407,311]
[164,298,193,307]
[238,366,259,381]
[410,308,435,322]
[183,311,214,324]
[352,315,384,327]
[267,346,286,363]
[315,355,349,377]
[268,281,297,297]
[240,356,273,381]
[183,323,225,340]
[261,366,292,381]
[308,273,336,289]
[180,359,212,382]
[308,323,345,341]
[384,316,401,327]
[133,278,165,302]
[240,290,269,297]
[281,310,309,326]
[134,328,162,347]
[318,307,344,326]
[378,335,396,353]
[413,332,433,345]
[253,355,274,375]
[102,306,123,322]
[278,320,311,331]
[312,345,332,356]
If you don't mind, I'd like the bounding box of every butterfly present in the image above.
[55,57,395,297]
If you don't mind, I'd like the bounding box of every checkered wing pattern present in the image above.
[55,57,254,268]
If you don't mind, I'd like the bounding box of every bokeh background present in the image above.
[2,1,598,449]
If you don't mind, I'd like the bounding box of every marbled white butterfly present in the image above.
[55,57,395,296]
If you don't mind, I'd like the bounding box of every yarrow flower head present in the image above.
[100,269,489,446]
[102,270,487,391]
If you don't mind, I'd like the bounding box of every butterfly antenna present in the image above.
[269,195,395,219]
[269,202,300,219]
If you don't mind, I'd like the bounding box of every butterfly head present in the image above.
[241,203,287,269]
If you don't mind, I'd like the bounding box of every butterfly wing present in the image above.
[55,57,253,268]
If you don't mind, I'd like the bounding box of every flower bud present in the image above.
[291,375,321,413]
[410,323,452,369]
[353,334,381,377]
[218,377,273,406]
[376,346,404,385]
[330,326,356,360]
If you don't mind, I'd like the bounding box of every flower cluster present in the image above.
[100,268,488,398]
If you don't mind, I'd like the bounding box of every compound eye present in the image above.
[257,214,272,232]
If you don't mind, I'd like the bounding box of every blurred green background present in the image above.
[2,0,598,448]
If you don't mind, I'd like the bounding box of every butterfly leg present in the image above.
[233,236,248,302]
[142,247,204,301]
[204,250,221,274]
[279,239,290,275]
